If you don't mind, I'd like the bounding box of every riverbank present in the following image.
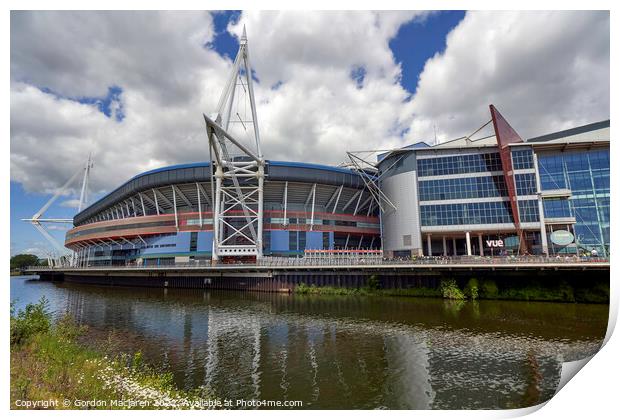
[10,298,217,410]
[294,276,609,303]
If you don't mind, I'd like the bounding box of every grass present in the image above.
[294,282,443,298]
[294,276,609,303]
[10,298,217,410]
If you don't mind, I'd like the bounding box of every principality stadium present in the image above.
[65,160,380,266]
[27,28,608,268]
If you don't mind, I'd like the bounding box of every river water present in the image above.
[10,276,608,409]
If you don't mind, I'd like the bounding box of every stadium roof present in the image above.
[526,120,610,144]
[73,160,368,225]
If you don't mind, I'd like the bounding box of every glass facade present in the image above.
[537,149,609,255]
[514,173,537,196]
[511,149,534,170]
[420,199,540,226]
[418,149,540,227]
[542,198,572,219]
[420,201,514,226]
[417,152,502,177]
[416,146,606,254]
[517,200,540,223]
[419,176,507,201]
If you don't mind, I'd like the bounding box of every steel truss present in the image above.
[22,154,93,267]
[345,119,496,214]
[204,27,264,260]
[345,152,397,214]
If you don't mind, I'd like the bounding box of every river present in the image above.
[10,276,608,409]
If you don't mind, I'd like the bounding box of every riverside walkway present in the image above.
[26,255,610,274]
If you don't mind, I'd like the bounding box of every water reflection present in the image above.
[10,276,607,409]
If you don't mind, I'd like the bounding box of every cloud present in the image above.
[46,224,70,231]
[16,241,52,258]
[225,11,427,161]
[10,10,425,196]
[60,199,81,209]
[407,10,610,143]
[11,11,230,194]
[10,10,610,202]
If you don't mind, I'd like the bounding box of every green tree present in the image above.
[10,254,40,271]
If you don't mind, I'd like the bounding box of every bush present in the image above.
[500,282,576,302]
[380,287,442,298]
[295,282,310,294]
[464,278,479,300]
[366,275,380,291]
[480,279,499,299]
[10,297,51,345]
[440,279,466,300]
[54,312,87,341]
[295,282,369,296]
[574,281,609,303]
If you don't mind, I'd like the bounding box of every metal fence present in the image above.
[26,254,609,271]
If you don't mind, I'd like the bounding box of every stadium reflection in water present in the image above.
[11,277,607,409]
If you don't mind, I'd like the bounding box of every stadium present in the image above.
[65,160,380,266]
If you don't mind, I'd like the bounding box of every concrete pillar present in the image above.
[442,236,447,256]
[533,151,549,256]
[569,224,579,257]
[478,234,484,256]
[549,224,555,255]
[452,238,457,256]
[466,232,472,256]
[427,234,432,256]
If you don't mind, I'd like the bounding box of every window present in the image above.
[514,173,537,196]
[323,232,330,250]
[420,201,515,226]
[289,231,297,250]
[543,198,571,219]
[538,154,566,190]
[419,175,508,201]
[189,232,198,252]
[417,152,503,177]
[263,231,271,251]
[511,149,534,169]
[518,200,539,223]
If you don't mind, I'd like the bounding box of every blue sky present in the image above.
[10,10,609,257]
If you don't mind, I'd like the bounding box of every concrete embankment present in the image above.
[31,262,610,303]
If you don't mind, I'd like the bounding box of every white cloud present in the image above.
[408,10,610,143]
[226,11,426,162]
[10,10,610,202]
[11,10,424,196]
[19,247,45,255]
[16,242,51,258]
[11,11,230,195]
[60,199,81,209]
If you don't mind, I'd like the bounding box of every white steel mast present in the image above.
[204,27,264,261]
[21,155,94,267]
[78,153,93,212]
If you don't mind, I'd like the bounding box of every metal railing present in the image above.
[25,254,609,271]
